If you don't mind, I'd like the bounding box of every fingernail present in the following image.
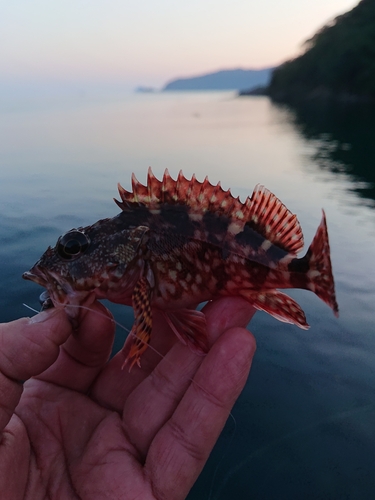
[28,307,60,324]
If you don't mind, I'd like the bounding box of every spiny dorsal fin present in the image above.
[116,168,242,215]
[114,169,304,254]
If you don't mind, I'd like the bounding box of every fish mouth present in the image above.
[23,265,92,317]
[22,268,49,287]
[22,265,68,305]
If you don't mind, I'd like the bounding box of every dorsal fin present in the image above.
[247,185,304,254]
[115,167,242,217]
[114,169,304,255]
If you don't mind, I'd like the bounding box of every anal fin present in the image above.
[244,290,309,329]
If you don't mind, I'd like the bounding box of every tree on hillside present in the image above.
[269,0,375,102]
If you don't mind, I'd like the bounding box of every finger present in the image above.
[121,297,256,457]
[203,296,257,341]
[147,326,256,499]
[90,309,178,411]
[122,342,202,457]
[36,301,115,392]
[0,309,71,431]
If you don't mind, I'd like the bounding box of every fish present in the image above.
[23,168,338,369]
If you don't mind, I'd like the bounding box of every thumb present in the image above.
[0,308,71,432]
[0,308,72,381]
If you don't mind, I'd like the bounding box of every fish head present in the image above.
[23,221,150,318]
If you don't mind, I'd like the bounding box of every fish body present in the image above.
[23,169,338,368]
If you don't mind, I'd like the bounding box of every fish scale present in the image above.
[23,168,339,369]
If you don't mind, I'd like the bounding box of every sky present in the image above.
[0,0,359,90]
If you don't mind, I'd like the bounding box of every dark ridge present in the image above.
[268,0,375,104]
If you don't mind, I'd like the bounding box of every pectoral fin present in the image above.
[123,275,153,370]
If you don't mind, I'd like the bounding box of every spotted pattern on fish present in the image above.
[23,168,339,368]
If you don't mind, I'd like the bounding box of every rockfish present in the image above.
[23,169,339,368]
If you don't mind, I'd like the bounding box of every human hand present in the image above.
[0,297,256,499]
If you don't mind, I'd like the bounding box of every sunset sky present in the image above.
[1,0,359,90]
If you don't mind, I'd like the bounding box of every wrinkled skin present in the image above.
[0,297,256,500]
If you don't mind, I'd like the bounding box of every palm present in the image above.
[1,298,256,499]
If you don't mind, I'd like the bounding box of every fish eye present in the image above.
[57,230,90,260]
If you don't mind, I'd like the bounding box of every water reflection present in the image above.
[274,100,375,206]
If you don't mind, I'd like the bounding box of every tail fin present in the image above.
[305,210,339,316]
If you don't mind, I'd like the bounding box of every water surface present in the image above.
[1,91,374,499]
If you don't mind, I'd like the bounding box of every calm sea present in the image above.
[1,90,374,499]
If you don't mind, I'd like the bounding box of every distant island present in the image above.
[268,0,375,103]
[135,86,156,93]
[163,68,274,91]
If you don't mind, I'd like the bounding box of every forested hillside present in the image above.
[268,0,375,102]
